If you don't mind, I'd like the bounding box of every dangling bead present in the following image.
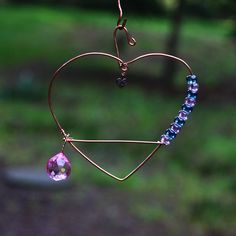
[116,77,128,88]
[46,152,71,181]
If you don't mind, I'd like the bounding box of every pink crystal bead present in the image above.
[178,110,188,121]
[46,152,71,181]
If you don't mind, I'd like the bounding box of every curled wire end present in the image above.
[128,37,136,46]
[115,0,136,49]
[121,26,136,47]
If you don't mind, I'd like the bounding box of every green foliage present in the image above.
[1,81,235,232]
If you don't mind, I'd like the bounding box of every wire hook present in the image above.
[114,0,136,71]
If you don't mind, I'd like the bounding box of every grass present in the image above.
[1,78,236,232]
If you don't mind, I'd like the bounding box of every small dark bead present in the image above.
[116,77,128,88]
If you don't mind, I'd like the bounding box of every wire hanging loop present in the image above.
[114,0,136,71]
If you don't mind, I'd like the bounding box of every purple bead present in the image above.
[46,152,71,181]
[161,135,170,145]
[188,82,199,93]
[178,110,188,121]
[185,97,196,107]
[170,123,181,134]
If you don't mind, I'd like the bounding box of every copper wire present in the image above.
[66,139,161,145]
[117,0,123,26]
[48,0,193,181]
[70,142,162,182]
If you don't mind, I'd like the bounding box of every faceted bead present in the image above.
[174,117,185,127]
[161,135,170,145]
[186,74,197,85]
[178,110,188,121]
[170,123,181,134]
[165,129,176,140]
[46,152,71,181]
[116,77,127,88]
[182,104,193,114]
[188,82,199,93]
[185,97,196,107]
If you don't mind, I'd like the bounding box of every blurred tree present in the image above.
[212,0,236,39]
[160,0,186,89]
[186,0,236,38]
[159,0,236,88]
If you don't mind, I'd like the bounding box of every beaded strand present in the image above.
[160,75,199,145]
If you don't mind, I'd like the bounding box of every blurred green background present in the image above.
[0,0,235,235]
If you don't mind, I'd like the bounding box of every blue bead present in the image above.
[165,129,177,140]
[188,82,199,94]
[182,104,193,114]
[174,117,185,127]
[186,75,197,85]
[187,91,197,99]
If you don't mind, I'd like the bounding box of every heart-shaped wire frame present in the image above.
[48,52,193,181]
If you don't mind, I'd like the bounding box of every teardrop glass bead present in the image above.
[46,152,71,181]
